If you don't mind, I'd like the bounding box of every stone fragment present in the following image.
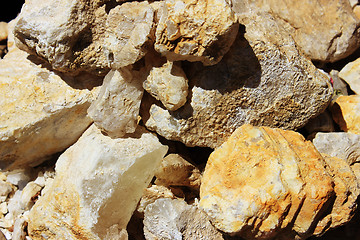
[144,13,333,148]
[330,70,349,97]
[0,48,96,169]
[88,67,145,138]
[104,1,154,69]
[238,0,360,62]
[5,169,33,189]
[14,0,109,75]
[155,154,201,189]
[200,124,359,239]
[339,57,360,94]
[0,22,7,42]
[137,185,175,213]
[0,181,12,202]
[143,61,188,111]
[144,198,223,240]
[20,182,42,211]
[313,132,360,164]
[28,124,168,240]
[154,0,238,65]
[0,230,5,240]
[12,217,27,240]
[354,5,360,19]
[331,95,360,134]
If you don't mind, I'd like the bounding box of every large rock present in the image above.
[0,48,97,169]
[199,124,359,239]
[144,13,333,148]
[144,198,223,240]
[104,1,154,69]
[154,0,238,65]
[28,125,168,240]
[331,95,360,135]
[88,66,145,138]
[339,57,360,94]
[13,0,110,75]
[233,0,360,62]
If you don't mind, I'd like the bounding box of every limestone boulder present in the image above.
[154,0,238,65]
[0,48,97,169]
[88,67,145,138]
[199,124,359,239]
[28,125,168,240]
[331,95,360,134]
[144,13,333,148]
[13,0,110,75]
[233,0,360,62]
[339,57,360,94]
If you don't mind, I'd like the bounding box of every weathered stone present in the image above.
[20,182,42,211]
[12,217,27,240]
[0,181,12,202]
[234,0,360,62]
[28,124,168,240]
[339,57,360,94]
[313,132,360,164]
[0,22,7,42]
[137,185,175,213]
[143,61,188,111]
[144,13,333,148]
[104,1,154,69]
[330,70,349,97]
[14,0,110,75]
[0,48,97,169]
[154,0,238,65]
[155,154,201,189]
[144,198,223,240]
[88,67,145,138]
[331,95,360,134]
[200,124,359,239]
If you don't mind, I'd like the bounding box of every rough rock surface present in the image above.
[331,95,360,134]
[28,125,168,240]
[233,0,360,62]
[145,13,333,148]
[88,67,145,138]
[104,1,154,69]
[144,198,223,240]
[339,57,360,94]
[13,0,110,75]
[154,0,238,65]
[199,124,359,239]
[0,48,97,169]
[143,61,189,111]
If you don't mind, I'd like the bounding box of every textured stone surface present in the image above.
[0,22,7,42]
[104,1,154,69]
[145,13,333,148]
[154,0,238,65]
[234,0,360,62]
[0,48,97,169]
[88,67,145,138]
[331,95,360,134]
[28,125,168,240]
[143,61,188,111]
[200,124,359,239]
[144,198,223,240]
[339,57,360,94]
[14,0,110,75]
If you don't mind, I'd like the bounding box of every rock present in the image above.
[0,230,5,240]
[20,182,42,211]
[144,198,224,240]
[330,70,349,97]
[0,181,12,202]
[339,57,360,94]
[13,0,110,75]
[12,217,27,240]
[7,190,23,224]
[28,124,168,240]
[137,185,175,213]
[0,22,7,42]
[143,61,188,111]
[200,124,359,239]
[5,169,33,189]
[154,0,238,66]
[331,95,360,134]
[354,5,360,19]
[88,67,145,138]
[313,132,360,164]
[144,13,333,148]
[237,0,360,62]
[0,203,7,215]
[0,48,97,169]
[155,154,201,189]
[104,1,154,69]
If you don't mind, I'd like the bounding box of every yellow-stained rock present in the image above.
[331,95,360,135]
[200,124,359,239]
[339,57,360,94]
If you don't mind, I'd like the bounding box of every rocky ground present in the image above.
[1,0,360,239]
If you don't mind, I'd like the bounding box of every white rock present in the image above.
[339,57,360,94]
[28,124,168,240]
[0,181,12,202]
[88,67,145,138]
[12,217,27,240]
[20,182,42,211]
[5,169,32,189]
[143,62,189,111]
[0,203,7,215]
[6,191,23,223]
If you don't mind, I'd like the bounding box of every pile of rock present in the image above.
[1,0,360,239]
